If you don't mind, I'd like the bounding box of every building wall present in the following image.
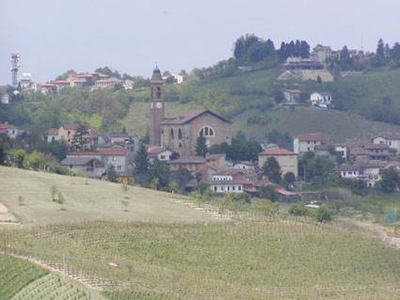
[210,183,243,193]
[59,127,76,144]
[259,155,298,177]
[103,155,127,174]
[161,112,231,157]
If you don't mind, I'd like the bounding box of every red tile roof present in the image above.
[45,128,59,135]
[61,124,78,130]
[0,123,16,130]
[297,133,327,142]
[259,147,296,156]
[98,148,127,156]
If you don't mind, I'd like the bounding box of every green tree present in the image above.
[195,135,208,157]
[148,158,171,189]
[133,143,149,185]
[283,172,296,188]
[374,38,386,67]
[378,167,400,193]
[314,206,332,222]
[70,124,90,152]
[172,167,193,191]
[106,165,118,182]
[26,150,45,170]
[262,157,282,184]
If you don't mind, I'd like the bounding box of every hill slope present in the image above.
[0,166,222,227]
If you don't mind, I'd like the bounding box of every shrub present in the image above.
[314,206,332,223]
[288,203,309,217]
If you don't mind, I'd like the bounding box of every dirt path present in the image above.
[336,217,400,248]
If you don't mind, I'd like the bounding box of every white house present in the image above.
[310,92,332,108]
[371,133,400,154]
[209,174,245,193]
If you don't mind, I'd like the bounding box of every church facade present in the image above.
[149,67,232,157]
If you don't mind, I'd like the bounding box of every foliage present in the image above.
[195,135,208,157]
[262,157,282,184]
[257,185,277,202]
[70,124,90,152]
[106,165,118,182]
[147,158,171,189]
[377,167,400,193]
[133,143,149,185]
[288,202,309,216]
[172,167,193,191]
[314,206,332,223]
[299,152,333,184]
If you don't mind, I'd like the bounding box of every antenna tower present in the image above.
[10,53,20,86]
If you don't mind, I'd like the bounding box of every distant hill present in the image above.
[122,67,400,143]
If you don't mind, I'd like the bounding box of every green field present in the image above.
[0,166,222,227]
[2,166,400,299]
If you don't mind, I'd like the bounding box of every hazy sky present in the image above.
[1,0,399,84]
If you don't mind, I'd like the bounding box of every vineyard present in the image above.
[3,219,400,299]
[0,254,104,299]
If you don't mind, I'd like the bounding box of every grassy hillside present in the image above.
[122,67,400,141]
[0,166,222,227]
[2,167,400,299]
[4,219,400,299]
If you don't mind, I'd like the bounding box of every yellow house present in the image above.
[58,124,78,145]
[258,147,298,178]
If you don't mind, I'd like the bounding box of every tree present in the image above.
[389,42,400,67]
[70,124,90,152]
[133,143,149,185]
[106,165,118,182]
[283,172,296,189]
[339,45,353,69]
[195,135,208,157]
[148,158,170,189]
[378,167,400,193]
[262,157,282,184]
[373,38,386,67]
[172,167,193,191]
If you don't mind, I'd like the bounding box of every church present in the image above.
[149,67,232,157]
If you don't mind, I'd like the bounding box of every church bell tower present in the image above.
[149,66,165,146]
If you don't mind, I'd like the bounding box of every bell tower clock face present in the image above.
[156,102,162,109]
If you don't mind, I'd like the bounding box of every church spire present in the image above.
[149,66,165,147]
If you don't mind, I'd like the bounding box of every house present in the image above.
[50,80,71,91]
[58,124,78,145]
[233,161,256,171]
[312,44,332,63]
[293,133,331,155]
[338,160,399,187]
[310,92,332,108]
[258,147,298,178]
[371,133,400,154]
[98,147,131,175]
[0,123,22,139]
[206,153,227,170]
[283,89,302,103]
[60,156,105,178]
[147,145,173,162]
[275,187,301,203]
[109,132,131,144]
[208,169,254,194]
[168,156,207,173]
[282,57,324,70]
[45,128,60,142]
[148,67,232,157]
[94,77,123,89]
[34,83,55,94]
[347,140,395,162]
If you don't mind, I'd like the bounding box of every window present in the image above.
[170,128,174,139]
[178,128,182,139]
[156,87,161,98]
[199,126,215,137]
[214,186,217,192]
[238,186,242,191]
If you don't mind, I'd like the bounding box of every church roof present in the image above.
[161,109,231,125]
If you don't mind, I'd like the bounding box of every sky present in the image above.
[1,0,399,84]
